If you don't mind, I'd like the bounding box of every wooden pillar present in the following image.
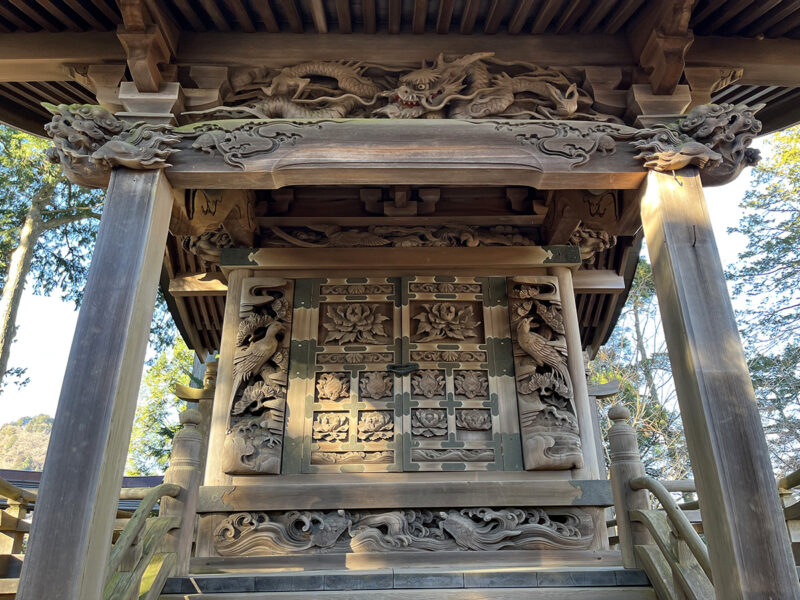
[607,404,651,568]
[639,168,800,599]
[17,168,173,600]
[552,266,600,479]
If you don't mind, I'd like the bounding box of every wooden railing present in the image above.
[103,483,181,600]
[103,408,203,600]
[607,404,714,600]
[0,477,34,599]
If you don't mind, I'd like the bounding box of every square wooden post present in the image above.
[639,168,800,599]
[17,168,173,600]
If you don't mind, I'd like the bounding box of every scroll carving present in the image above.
[214,506,593,555]
[509,278,583,471]
[222,278,293,475]
[43,103,179,188]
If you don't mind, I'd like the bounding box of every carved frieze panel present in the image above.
[222,277,294,475]
[213,506,593,556]
[508,277,583,471]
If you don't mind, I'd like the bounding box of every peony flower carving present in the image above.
[357,411,394,441]
[411,408,448,437]
[316,372,350,401]
[323,303,390,344]
[413,302,478,342]
[412,370,446,399]
[312,413,350,442]
[454,370,489,399]
[456,409,492,431]
[360,372,394,400]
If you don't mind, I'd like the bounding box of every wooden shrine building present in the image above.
[2,1,800,598]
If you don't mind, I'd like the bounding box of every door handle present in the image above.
[386,362,419,375]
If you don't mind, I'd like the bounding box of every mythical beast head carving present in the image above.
[373,52,492,118]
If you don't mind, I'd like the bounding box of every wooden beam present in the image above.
[222,246,581,277]
[361,0,376,33]
[572,270,626,294]
[16,169,173,600]
[309,0,328,33]
[335,0,352,33]
[277,0,303,33]
[412,0,427,34]
[508,0,535,34]
[687,36,800,86]
[459,0,480,33]
[198,476,613,511]
[388,0,401,33]
[638,168,800,600]
[484,0,507,34]
[178,32,633,67]
[169,272,228,296]
[435,0,454,34]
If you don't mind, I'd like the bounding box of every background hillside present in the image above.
[0,414,52,470]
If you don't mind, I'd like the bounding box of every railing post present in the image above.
[0,501,26,555]
[159,409,203,575]
[608,404,651,567]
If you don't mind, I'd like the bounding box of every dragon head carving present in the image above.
[373,52,492,118]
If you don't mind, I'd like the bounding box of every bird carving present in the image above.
[232,321,285,399]
[516,317,572,397]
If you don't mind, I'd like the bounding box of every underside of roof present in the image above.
[0,0,790,356]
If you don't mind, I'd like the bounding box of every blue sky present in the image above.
[0,145,763,424]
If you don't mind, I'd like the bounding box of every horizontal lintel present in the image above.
[220,245,582,276]
[198,476,613,512]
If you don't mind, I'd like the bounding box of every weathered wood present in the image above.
[189,549,624,573]
[607,405,651,568]
[222,246,581,277]
[203,268,251,487]
[198,476,613,511]
[159,587,655,599]
[572,270,626,294]
[159,410,203,575]
[168,272,227,296]
[638,168,800,599]
[552,267,600,480]
[16,169,173,600]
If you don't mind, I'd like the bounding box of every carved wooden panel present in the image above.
[289,278,404,473]
[403,276,514,471]
[508,276,583,471]
[221,277,294,475]
[284,276,522,474]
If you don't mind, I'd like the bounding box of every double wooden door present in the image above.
[283,276,523,474]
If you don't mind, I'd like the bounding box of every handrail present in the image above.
[630,475,712,581]
[0,476,36,504]
[778,468,800,492]
[104,483,180,586]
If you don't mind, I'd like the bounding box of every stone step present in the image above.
[161,567,652,598]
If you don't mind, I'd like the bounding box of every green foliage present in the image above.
[0,414,53,471]
[0,125,101,299]
[589,257,691,480]
[728,126,800,473]
[126,338,197,475]
[0,124,178,392]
